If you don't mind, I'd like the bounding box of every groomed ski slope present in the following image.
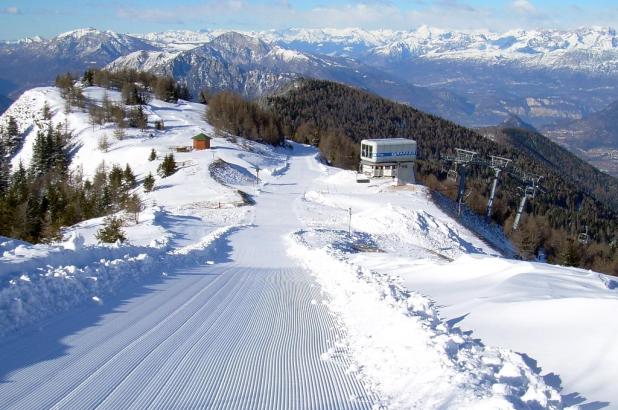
[1,85,613,408]
[0,146,376,410]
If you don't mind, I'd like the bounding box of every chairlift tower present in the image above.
[512,173,542,231]
[442,149,478,217]
[485,156,512,221]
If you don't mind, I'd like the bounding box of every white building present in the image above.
[360,138,417,184]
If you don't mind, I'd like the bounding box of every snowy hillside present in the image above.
[0,86,616,408]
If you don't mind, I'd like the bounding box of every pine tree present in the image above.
[143,172,155,192]
[108,165,125,209]
[95,215,126,243]
[128,105,148,130]
[0,139,9,195]
[6,116,19,141]
[82,68,94,87]
[10,161,28,203]
[42,101,52,121]
[560,238,581,267]
[123,164,136,189]
[122,83,140,105]
[148,148,157,161]
[24,194,43,242]
[157,153,177,177]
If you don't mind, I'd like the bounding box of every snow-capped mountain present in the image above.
[109,32,470,118]
[0,28,156,102]
[3,26,618,132]
[254,26,618,73]
[129,27,618,129]
[136,26,618,73]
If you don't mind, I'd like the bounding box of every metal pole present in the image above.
[486,169,500,221]
[348,208,352,237]
[456,165,467,217]
[513,194,528,231]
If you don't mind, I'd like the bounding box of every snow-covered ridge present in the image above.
[137,26,618,73]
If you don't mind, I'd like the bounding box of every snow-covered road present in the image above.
[0,148,376,409]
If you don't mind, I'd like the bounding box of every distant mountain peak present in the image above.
[57,27,104,39]
[211,31,268,49]
[500,114,537,132]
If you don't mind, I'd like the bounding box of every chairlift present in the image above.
[447,169,458,182]
[455,148,478,163]
[490,156,511,170]
[524,185,536,199]
[578,226,589,245]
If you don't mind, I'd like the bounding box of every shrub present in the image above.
[95,215,126,243]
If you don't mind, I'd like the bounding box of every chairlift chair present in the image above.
[447,168,458,182]
[524,186,536,199]
[578,226,589,245]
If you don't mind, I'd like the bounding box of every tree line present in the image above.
[266,79,618,275]
[82,68,190,103]
[205,91,284,146]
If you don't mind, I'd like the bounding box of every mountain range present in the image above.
[1,26,618,175]
[0,28,154,103]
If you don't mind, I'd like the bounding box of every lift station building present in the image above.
[360,138,417,184]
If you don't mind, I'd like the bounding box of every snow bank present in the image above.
[395,253,618,406]
[289,229,564,409]
[0,225,238,337]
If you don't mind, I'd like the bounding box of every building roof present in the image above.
[361,138,416,146]
[192,133,212,141]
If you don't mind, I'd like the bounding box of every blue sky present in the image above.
[1,0,617,40]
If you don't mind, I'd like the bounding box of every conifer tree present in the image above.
[148,148,157,161]
[143,172,155,192]
[82,68,94,86]
[42,101,52,120]
[123,164,136,189]
[96,215,126,243]
[158,153,177,177]
[6,116,18,140]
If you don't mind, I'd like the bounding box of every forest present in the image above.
[0,69,188,243]
[205,91,284,146]
[266,79,618,275]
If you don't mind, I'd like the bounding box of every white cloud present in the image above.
[112,1,609,32]
[0,6,20,15]
[510,0,537,15]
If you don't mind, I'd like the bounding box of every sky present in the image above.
[0,0,617,40]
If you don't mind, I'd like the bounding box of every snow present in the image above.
[0,85,615,408]
[132,26,618,72]
[395,255,618,407]
[269,47,310,62]
[289,164,616,408]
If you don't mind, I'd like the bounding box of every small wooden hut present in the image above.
[192,133,212,150]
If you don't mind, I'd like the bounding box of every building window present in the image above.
[361,144,374,159]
